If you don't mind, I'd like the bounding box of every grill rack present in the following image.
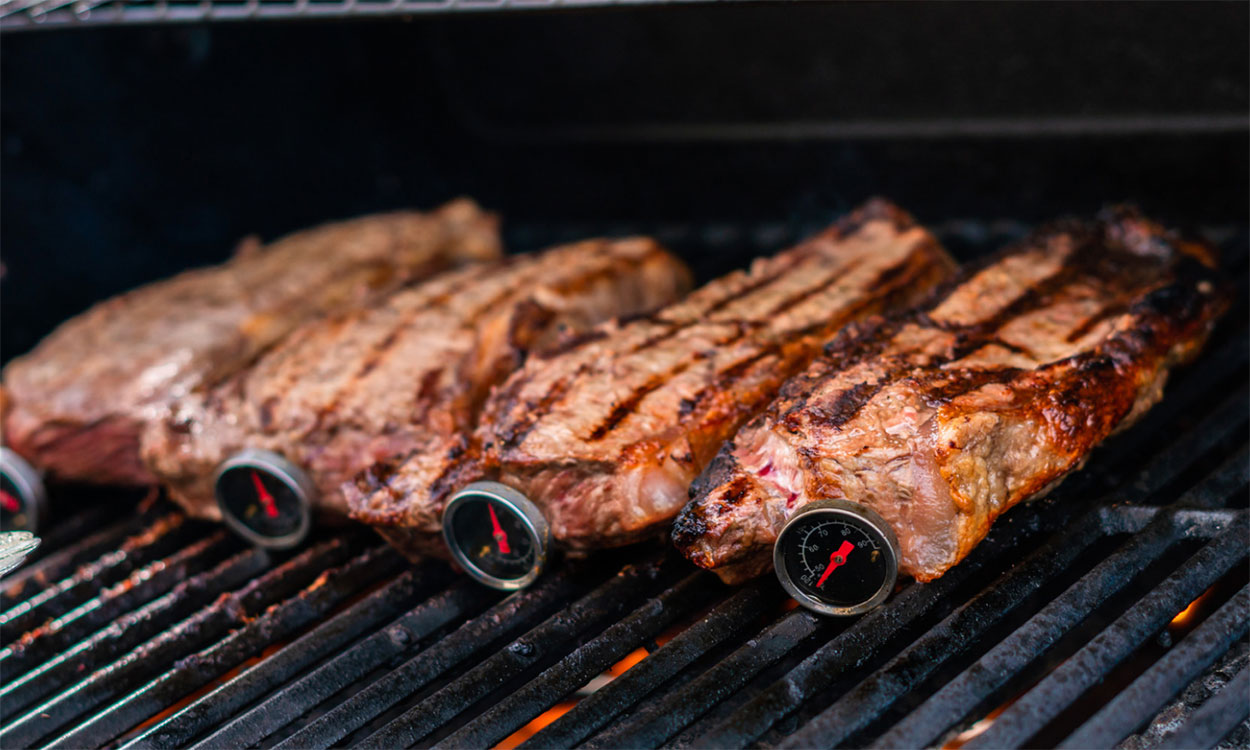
[0,0,700,31]
[1,235,1247,750]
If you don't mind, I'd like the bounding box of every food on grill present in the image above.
[144,238,692,523]
[674,207,1228,584]
[349,199,956,559]
[3,199,502,487]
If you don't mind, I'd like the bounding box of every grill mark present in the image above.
[797,379,888,434]
[764,257,864,317]
[1066,301,1130,342]
[586,373,675,441]
[312,261,511,423]
[411,367,445,418]
[309,245,636,456]
[799,242,1093,430]
[794,223,1194,431]
[701,248,814,317]
[920,365,1024,407]
[495,361,592,450]
[504,221,917,450]
[425,435,472,507]
[585,320,758,442]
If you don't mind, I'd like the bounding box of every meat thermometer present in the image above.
[0,447,48,534]
[214,450,313,549]
[773,499,900,616]
[442,481,550,590]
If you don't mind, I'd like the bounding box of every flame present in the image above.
[943,702,1011,749]
[494,699,578,750]
[494,646,653,749]
[1170,586,1216,630]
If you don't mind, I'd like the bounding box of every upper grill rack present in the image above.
[0,0,694,31]
[1,231,1246,750]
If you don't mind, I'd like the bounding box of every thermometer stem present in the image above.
[816,540,855,587]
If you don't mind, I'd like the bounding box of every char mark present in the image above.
[495,362,591,450]
[764,258,863,317]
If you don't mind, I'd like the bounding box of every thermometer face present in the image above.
[214,450,313,549]
[442,482,549,590]
[773,499,899,616]
[0,448,47,534]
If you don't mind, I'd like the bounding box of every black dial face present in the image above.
[215,464,308,544]
[779,510,894,611]
[447,497,539,583]
[0,470,30,532]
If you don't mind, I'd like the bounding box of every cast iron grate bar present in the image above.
[1059,584,1250,749]
[696,399,1249,750]
[0,227,1240,750]
[584,604,827,749]
[0,536,358,748]
[121,562,463,749]
[0,529,236,680]
[0,546,270,722]
[867,446,1247,749]
[1157,664,1250,750]
[962,513,1249,749]
[870,507,1231,749]
[0,512,196,640]
[524,580,782,749]
[47,544,406,749]
[271,566,589,749]
[353,558,675,749]
[175,576,497,750]
[435,571,722,749]
[709,503,1110,750]
[1,507,152,608]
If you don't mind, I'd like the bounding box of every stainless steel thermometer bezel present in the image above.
[214,449,315,549]
[773,498,900,617]
[0,447,48,534]
[442,481,550,591]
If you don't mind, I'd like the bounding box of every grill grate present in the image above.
[1,231,1246,750]
[0,0,702,32]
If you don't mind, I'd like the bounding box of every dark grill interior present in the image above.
[2,4,1248,747]
[1,221,1246,749]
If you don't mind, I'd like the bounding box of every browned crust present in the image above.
[675,206,1230,582]
[467,199,958,552]
[4,199,502,486]
[341,237,694,546]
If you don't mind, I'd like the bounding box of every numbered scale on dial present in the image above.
[214,450,314,549]
[442,481,550,591]
[773,499,900,616]
[0,447,47,534]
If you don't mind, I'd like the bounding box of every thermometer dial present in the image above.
[0,448,47,534]
[214,450,313,549]
[442,481,549,590]
[773,499,899,616]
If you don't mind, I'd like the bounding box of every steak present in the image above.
[674,207,1228,584]
[3,199,501,486]
[145,238,691,524]
[349,199,957,559]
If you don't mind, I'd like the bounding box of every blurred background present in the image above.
[2,0,1247,361]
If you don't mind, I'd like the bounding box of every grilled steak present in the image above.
[3,199,501,486]
[349,199,956,560]
[145,238,691,523]
[674,207,1228,584]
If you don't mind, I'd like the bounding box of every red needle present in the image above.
[0,490,19,513]
[488,503,511,555]
[250,470,280,518]
[816,540,855,588]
